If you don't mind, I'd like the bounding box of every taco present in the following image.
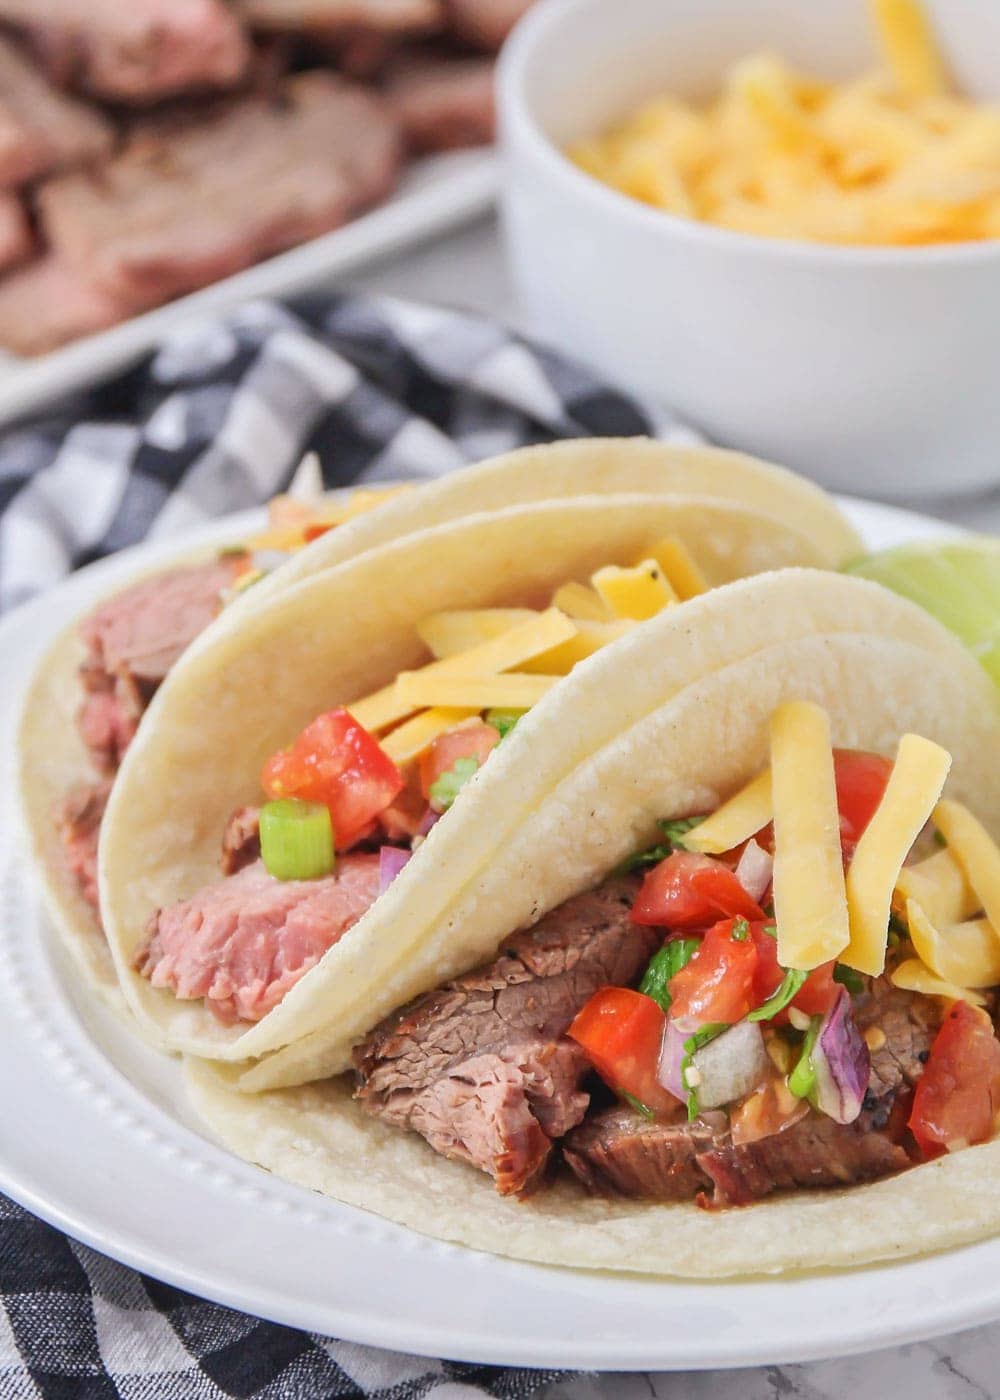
[19,438,857,1009]
[182,571,1000,1278]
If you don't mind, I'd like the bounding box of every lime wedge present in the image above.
[846,538,1000,686]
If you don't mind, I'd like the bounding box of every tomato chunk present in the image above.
[749,923,839,1019]
[419,719,501,801]
[262,708,404,850]
[568,987,677,1114]
[632,851,765,930]
[834,749,893,861]
[668,918,759,1025]
[909,1001,1000,1159]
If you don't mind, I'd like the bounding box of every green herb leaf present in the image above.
[731,917,750,942]
[428,755,480,812]
[681,1021,729,1121]
[638,939,700,1012]
[617,842,673,874]
[833,964,866,996]
[658,817,702,849]
[761,923,778,939]
[787,1016,822,1101]
[621,1091,654,1120]
[617,816,703,872]
[887,911,909,946]
[484,707,526,740]
[748,967,808,1022]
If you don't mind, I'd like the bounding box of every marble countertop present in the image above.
[346,211,1000,1392]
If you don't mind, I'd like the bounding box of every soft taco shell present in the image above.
[186,626,1000,1277]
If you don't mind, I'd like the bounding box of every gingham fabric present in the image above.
[0,293,696,1399]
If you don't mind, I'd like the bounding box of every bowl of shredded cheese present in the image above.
[498,0,1000,497]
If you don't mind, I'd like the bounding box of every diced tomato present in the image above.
[908,1001,1000,1159]
[833,749,893,861]
[303,522,335,544]
[262,708,404,850]
[749,923,839,1020]
[631,850,765,930]
[567,987,678,1115]
[667,918,759,1025]
[419,719,501,800]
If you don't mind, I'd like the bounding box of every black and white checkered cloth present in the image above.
[0,293,696,1399]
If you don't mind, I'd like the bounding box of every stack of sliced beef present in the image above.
[0,0,530,356]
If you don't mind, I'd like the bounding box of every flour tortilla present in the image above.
[22,436,857,1005]
[186,627,1000,1278]
[99,508,993,1068]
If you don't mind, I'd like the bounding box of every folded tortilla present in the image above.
[186,605,1000,1278]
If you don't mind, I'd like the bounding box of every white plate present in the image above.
[0,150,496,428]
[2,495,993,1373]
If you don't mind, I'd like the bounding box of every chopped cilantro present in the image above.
[833,964,866,996]
[748,967,808,1022]
[887,911,908,946]
[681,1021,728,1121]
[731,917,750,942]
[618,816,703,872]
[621,1091,654,1120]
[428,755,479,811]
[761,923,778,939]
[485,707,525,739]
[639,939,699,1012]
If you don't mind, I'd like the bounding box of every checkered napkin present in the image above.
[0,293,696,1399]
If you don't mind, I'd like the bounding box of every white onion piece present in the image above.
[657,1016,698,1101]
[378,845,411,893]
[735,838,773,905]
[691,1021,769,1110]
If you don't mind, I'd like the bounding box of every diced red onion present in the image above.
[692,1021,769,1110]
[416,806,440,837]
[657,1016,699,1102]
[812,986,870,1124]
[378,845,411,893]
[735,838,773,905]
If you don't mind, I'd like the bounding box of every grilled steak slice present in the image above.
[234,0,443,36]
[0,37,112,189]
[354,874,655,1195]
[53,779,112,912]
[221,806,262,875]
[564,1103,911,1206]
[385,54,494,152]
[857,980,941,1105]
[135,854,380,1024]
[1,0,250,104]
[563,1107,717,1200]
[76,556,246,771]
[39,73,402,313]
[0,255,125,356]
[444,0,533,50]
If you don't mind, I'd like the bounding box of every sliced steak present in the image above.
[135,854,380,1024]
[221,806,261,875]
[385,54,494,152]
[1,0,250,104]
[234,0,443,36]
[564,1102,911,1206]
[0,193,30,274]
[354,874,655,1195]
[444,0,532,50]
[563,1107,717,1200]
[39,73,403,313]
[0,255,124,356]
[77,556,246,771]
[53,779,112,912]
[0,36,112,189]
[857,979,941,1106]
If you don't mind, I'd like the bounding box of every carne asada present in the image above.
[0,35,112,188]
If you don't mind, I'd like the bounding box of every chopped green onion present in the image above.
[621,1091,654,1120]
[731,917,750,942]
[749,967,808,1022]
[485,707,526,739]
[428,755,480,812]
[833,964,866,996]
[259,799,334,881]
[788,1016,822,1101]
[681,1021,728,1121]
[639,939,699,1012]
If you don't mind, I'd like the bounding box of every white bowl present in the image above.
[497,0,1000,499]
